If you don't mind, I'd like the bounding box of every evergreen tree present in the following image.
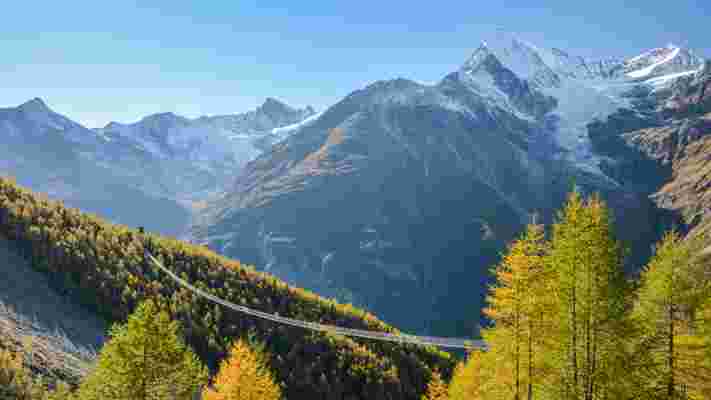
[201,338,281,400]
[632,231,710,398]
[75,299,208,400]
[482,222,552,400]
[544,191,628,400]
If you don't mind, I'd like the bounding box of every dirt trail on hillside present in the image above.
[0,236,107,380]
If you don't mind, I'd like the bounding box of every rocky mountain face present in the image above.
[193,75,553,335]
[0,98,189,236]
[92,98,315,202]
[545,44,704,82]
[589,61,711,245]
[0,98,314,236]
[192,35,703,337]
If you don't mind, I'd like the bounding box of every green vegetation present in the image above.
[74,299,208,400]
[0,346,73,400]
[5,174,709,399]
[0,176,453,399]
[441,191,711,399]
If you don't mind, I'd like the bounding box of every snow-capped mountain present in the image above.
[88,98,315,201]
[472,32,704,93]
[0,97,315,236]
[541,42,705,85]
[622,45,704,81]
[0,99,192,236]
[95,98,314,164]
[456,33,706,175]
[1,98,103,146]
[192,33,707,338]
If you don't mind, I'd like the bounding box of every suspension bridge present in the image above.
[146,250,486,350]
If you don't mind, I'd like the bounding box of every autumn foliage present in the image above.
[0,176,452,400]
[421,369,448,400]
[437,190,711,400]
[202,339,281,400]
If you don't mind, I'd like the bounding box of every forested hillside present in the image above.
[0,176,454,400]
[427,192,711,400]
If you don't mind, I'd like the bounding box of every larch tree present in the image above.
[201,338,281,400]
[544,191,628,400]
[422,369,449,400]
[448,352,486,400]
[75,299,208,400]
[482,221,552,400]
[632,231,710,399]
[697,297,711,398]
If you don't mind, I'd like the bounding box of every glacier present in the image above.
[465,33,705,178]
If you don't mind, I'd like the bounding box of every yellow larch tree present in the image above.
[448,351,486,400]
[482,220,552,400]
[422,369,449,400]
[632,231,711,399]
[544,191,629,400]
[201,338,282,400]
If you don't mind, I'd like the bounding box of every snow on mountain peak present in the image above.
[258,97,295,116]
[461,43,495,73]
[623,45,703,81]
[457,36,706,179]
[463,32,562,89]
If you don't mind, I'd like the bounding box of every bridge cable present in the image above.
[145,251,484,350]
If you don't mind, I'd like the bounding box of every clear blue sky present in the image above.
[1,0,709,128]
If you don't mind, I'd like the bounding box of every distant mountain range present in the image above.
[191,33,709,337]
[2,32,708,339]
[0,97,315,236]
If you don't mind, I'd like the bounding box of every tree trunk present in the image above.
[528,318,534,400]
[516,310,521,400]
[668,304,675,399]
[571,273,578,399]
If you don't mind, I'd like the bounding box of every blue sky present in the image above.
[1,0,709,128]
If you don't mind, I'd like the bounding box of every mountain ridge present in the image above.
[192,36,706,338]
[0,96,316,237]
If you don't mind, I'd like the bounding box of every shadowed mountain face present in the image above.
[194,77,553,335]
[0,236,105,383]
[0,98,314,237]
[589,61,711,244]
[192,37,701,337]
[0,99,190,236]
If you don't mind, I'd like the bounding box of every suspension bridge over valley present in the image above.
[146,251,486,350]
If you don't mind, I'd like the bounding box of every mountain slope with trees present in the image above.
[0,176,454,400]
[440,192,711,400]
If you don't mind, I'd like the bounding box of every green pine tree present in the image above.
[75,299,208,400]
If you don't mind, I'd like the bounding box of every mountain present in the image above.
[542,42,704,83]
[193,34,707,338]
[588,60,711,244]
[0,98,192,236]
[92,98,316,202]
[0,176,453,400]
[0,98,315,237]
